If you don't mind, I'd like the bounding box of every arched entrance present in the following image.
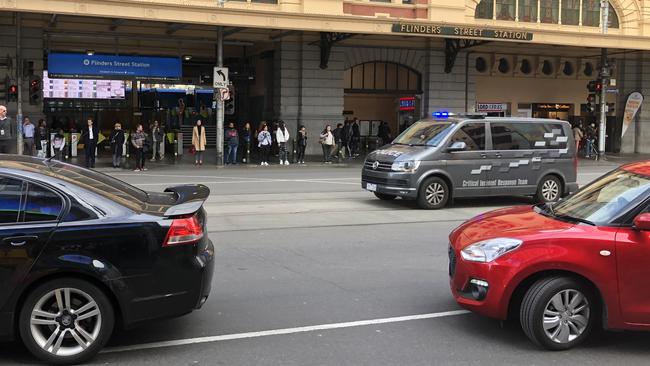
[343,61,423,137]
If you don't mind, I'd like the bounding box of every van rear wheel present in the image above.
[374,192,397,201]
[417,177,449,209]
[535,175,562,203]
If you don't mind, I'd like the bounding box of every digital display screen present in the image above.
[42,71,126,100]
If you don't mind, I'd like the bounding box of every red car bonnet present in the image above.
[450,205,574,248]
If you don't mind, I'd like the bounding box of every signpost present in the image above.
[213,66,229,89]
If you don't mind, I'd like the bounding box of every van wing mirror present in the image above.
[633,213,650,231]
[447,141,467,152]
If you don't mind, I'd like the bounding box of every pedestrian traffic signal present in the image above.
[29,77,41,105]
[587,80,602,93]
[586,94,596,113]
[7,84,18,102]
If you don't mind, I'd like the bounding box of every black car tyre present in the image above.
[535,175,562,203]
[19,278,115,365]
[374,192,397,201]
[417,177,449,209]
[520,277,595,351]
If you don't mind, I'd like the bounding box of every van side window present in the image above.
[492,122,568,150]
[449,123,485,151]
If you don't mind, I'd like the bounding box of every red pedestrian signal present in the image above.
[587,80,602,93]
[8,84,18,102]
[29,77,41,105]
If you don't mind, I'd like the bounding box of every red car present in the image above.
[449,161,650,350]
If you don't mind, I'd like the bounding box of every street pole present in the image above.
[16,13,23,155]
[598,0,609,158]
[215,26,224,166]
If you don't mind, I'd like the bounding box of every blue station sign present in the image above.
[47,53,182,81]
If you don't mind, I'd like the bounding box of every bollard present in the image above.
[292,139,296,163]
[245,141,251,164]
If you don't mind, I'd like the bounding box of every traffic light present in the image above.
[29,77,41,105]
[587,80,602,93]
[7,84,18,102]
[586,94,596,113]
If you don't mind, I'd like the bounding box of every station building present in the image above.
[1,0,649,156]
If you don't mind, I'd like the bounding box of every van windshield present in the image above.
[392,122,456,147]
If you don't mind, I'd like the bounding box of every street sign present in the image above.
[213,67,229,88]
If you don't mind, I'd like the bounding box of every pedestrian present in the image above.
[585,123,597,158]
[257,124,272,166]
[351,117,361,157]
[296,125,307,164]
[150,120,164,161]
[343,119,353,158]
[22,117,36,156]
[131,124,148,171]
[0,105,15,154]
[332,123,344,161]
[109,122,125,168]
[81,118,98,168]
[572,122,583,156]
[192,119,207,165]
[225,122,239,165]
[52,129,66,161]
[319,125,335,164]
[378,121,392,146]
[242,122,252,163]
[36,119,48,158]
[276,120,290,165]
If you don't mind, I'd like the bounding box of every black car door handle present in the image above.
[3,236,38,247]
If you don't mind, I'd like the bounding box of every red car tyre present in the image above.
[520,277,596,350]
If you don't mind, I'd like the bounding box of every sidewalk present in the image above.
[62,149,365,173]
[49,150,650,172]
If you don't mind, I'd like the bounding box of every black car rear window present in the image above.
[47,162,148,210]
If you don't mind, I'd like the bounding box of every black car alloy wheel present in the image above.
[19,278,115,365]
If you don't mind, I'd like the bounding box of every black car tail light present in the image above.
[163,215,204,247]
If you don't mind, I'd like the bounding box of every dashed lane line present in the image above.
[102,310,470,354]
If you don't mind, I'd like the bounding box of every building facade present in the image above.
[1,0,649,155]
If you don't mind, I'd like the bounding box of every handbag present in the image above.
[189,146,196,155]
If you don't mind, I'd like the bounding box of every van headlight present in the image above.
[460,238,523,263]
[391,160,421,173]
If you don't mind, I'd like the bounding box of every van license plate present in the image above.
[366,183,377,192]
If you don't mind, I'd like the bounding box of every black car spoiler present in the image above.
[163,184,210,217]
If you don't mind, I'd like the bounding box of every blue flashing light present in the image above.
[432,111,450,119]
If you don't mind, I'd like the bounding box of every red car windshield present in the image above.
[552,169,650,224]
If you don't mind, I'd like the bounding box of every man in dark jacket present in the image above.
[343,120,353,158]
[0,105,15,154]
[81,118,99,168]
[332,123,344,161]
[109,122,126,168]
[351,118,361,157]
[378,121,392,146]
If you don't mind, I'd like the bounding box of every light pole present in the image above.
[215,26,224,166]
[598,0,609,158]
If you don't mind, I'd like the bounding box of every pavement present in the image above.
[2,155,650,365]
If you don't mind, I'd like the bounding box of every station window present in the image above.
[475,0,619,28]
[519,0,538,22]
[496,0,516,21]
[562,0,580,25]
[344,62,422,94]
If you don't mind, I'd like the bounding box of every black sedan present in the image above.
[0,155,215,364]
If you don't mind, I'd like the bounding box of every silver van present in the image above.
[362,115,578,209]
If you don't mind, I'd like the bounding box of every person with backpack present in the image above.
[276,120,290,165]
[109,122,125,168]
[257,124,272,166]
[332,123,344,162]
[296,125,307,164]
[225,122,239,165]
[319,125,335,164]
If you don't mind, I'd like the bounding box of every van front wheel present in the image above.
[535,175,562,203]
[417,177,449,209]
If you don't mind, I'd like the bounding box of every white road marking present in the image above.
[133,179,359,187]
[102,310,470,354]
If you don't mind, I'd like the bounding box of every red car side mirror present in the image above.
[633,213,650,231]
